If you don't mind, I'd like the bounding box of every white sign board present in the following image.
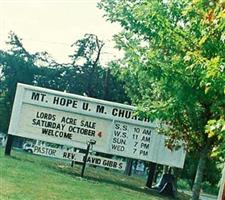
[33,145,126,171]
[8,83,186,168]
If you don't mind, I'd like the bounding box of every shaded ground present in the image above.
[0,147,189,200]
[179,190,217,200]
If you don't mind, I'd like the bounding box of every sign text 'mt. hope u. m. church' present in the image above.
[8,83,186,168]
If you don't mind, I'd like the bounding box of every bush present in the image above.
[202,181,219,195]
[177,179,191,191]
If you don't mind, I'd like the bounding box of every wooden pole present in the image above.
[146,162,157,188]
[81,143,91,178]
[124,159,133,176]
[5,134,14,156]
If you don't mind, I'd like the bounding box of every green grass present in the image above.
[0,147,188,200]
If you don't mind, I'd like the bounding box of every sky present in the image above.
[0,0,121,64]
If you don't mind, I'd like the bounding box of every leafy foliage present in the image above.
[0,32,38,132]
[179,153,220,189]
[99,0,225,155]
[99,0,225,199]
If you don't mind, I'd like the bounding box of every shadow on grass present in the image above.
[86,173,161,195]
[10,155,36,163]
[50,164,190,200]
[7,149,189,200]
[48,163,172,199]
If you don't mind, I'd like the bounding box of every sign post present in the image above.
[146,162,157,188]
[4,134,14,156]
[124,159,133,176]
[81,139,96,178]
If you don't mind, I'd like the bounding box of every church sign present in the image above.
[8,83,186,168]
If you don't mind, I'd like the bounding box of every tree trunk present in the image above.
[86,36,104,97]
[191,147,208,200]
[103,69,109,100]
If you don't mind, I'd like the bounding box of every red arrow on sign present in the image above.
[97,132,102,138]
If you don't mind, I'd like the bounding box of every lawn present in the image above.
[0,147,188,200]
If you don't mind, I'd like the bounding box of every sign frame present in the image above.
[7,83,186,168]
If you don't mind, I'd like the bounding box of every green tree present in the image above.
[0,91,10,133]
[99,0,225,199]
[69,33,105,97]
[0,32,38,132]
[68,33,130,103]
[180,153,220,192]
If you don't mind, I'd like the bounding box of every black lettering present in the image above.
[32,119,37,125]
[68,126,95,137]
[140,143,150,149]
[112,138,126,145]
[134,127,140,133]
[36,112,56,121]
[63,152,68,158]
[112,108,118,116]
[118,109,125,117]
[143,117,150,122]
[134,141,138,147]
[31,92,40,101]
[122,125,127,131]
[31,92,46,102]
[60,98,66,106]
[111,144,125,152]
[114,131,120,137]
[86,156,91,162]
[140,150,148,156]
[34,146,40,153]
[82,102,89,110]
[115,123,120,129]
[80,120,96,129]
[72,100,78,108]
[61,117,77,125]
[53,97,78,108]
[96,105,105,113]
[142,129,151,135]
[118,163,123,169]
[141,136,151,142]
[53,96,60,104]
[125,110,131,119]
[66,99,73,107]
[41,128,72,139]
[122,132,127,138]
[102,160,117,168]
[61,117,66,123]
